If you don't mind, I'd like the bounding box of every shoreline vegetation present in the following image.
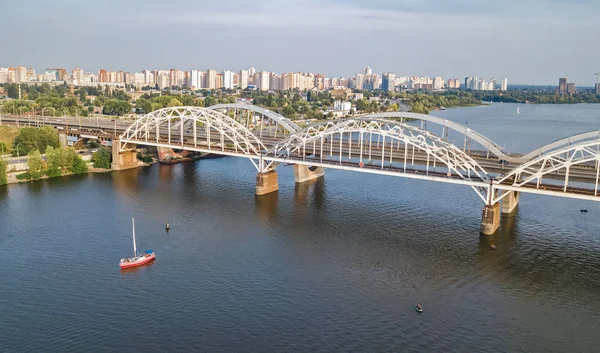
[1,83,598,122]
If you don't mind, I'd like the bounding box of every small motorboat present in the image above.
[580,209,588,213]
[415,305,423,313]
[120,218,156,269]
[490,244,497,250]
[165,221,170,231]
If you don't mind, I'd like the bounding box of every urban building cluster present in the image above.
[557,77,577,95]
[0,65,509,92]
[464,77,508,91]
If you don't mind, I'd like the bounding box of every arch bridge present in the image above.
[117,106,600,236]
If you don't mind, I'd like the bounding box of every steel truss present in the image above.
[268,118,491,202]
[119,107,272,171]
[208,103,301,133]
[495,140,600,197]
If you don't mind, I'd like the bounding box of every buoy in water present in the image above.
[165,221,170,231]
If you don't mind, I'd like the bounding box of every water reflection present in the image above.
[112,168,141,195]
[255,192,278,224]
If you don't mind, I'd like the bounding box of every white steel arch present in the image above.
[268,118,491,201]
[496,140,600,195]
[364,112,513,161]
[120,107,269,170]
[208,103,302,133]
[521,130,600,160]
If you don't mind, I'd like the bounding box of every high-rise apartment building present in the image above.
[433,76,444,90]
[558,77,567,95]
[382,73,396,91]
[447,79,460,89]
[15,66,27,83]
[26,68,36,81]
[257,71,270,91]
[223,70,235,89]
[239,70,249,89]
[190,69,205,89]
[596,83,600,95]
[501,77,508,91]
[566,83,576,95]
[206,69,217,89]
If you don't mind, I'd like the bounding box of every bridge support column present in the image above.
[256,171,279,196]
[294,165,324,183]
[111,139,139,170]
[58,132,68,148]
[480,202,501,235]
[501,191,520,214]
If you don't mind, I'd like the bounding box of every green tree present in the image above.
[135,98,153,114]
[45,146,76,171]
[70,156,88,174]
[79,88,87,103]
[91,147,112,169]
[27,150,45,179]
[6,84,18,99]
[0,141,8,155]
[12,127,59,156]
[0,158,7,185]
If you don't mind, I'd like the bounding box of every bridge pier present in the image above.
[58,132,68,148]
[294,165,324,183]
[480,202,501,235]
[111,139,139,170]
[501,191,520,214]
[256,171,279,196]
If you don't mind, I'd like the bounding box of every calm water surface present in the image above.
[1,104,600,352]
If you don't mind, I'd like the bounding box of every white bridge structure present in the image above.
[117,106,600,235]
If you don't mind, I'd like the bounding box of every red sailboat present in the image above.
[119,218,155,269]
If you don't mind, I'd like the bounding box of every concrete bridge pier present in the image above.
[501,191,520,214]
[111,139,139,170]
[480,202,501,235]
[294,165,324,183]
[58,132,68,148]
[256,170,279,196]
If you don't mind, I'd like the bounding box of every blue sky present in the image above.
[3,0,599,85]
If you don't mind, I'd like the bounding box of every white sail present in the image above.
[132,218,137,256]
[517,107,520,115]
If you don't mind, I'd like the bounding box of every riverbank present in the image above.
[3,159,156,185]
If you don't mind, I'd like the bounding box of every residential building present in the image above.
[206,69,217,89]
[72,67,84,86]
[382,73,396,91]
[433,76,444,90]
[501,77,508,91]
[190,69,205,89]
[566,82,576,95]
[331,88,352,100]
[596,83,600,95]
[223,70,235,89]
[558,77,567,95]
[447,79,461,89]
[334,100,352,112]
[15,66,27,83]
[26,68,36,81]
[256,71,270,91]
[239,70,249,89]
[215,73,223,89]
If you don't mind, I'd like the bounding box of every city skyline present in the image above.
[3,0,600,85]
[1,64,512,93]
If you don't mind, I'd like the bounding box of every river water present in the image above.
[1,104,599,352]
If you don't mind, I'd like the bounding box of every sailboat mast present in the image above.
[132,218,137,256]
